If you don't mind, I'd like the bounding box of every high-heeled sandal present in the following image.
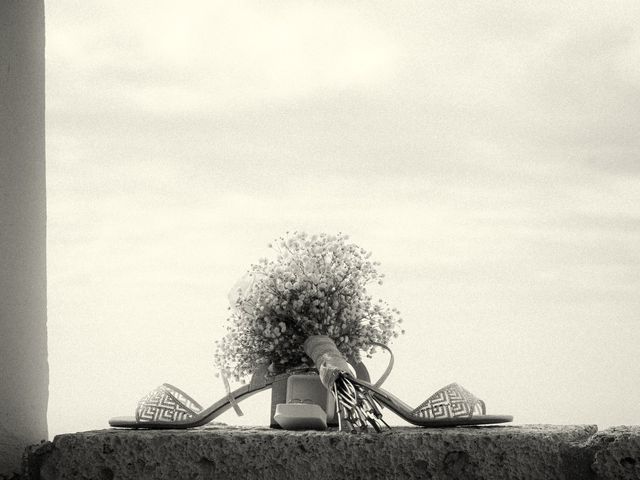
[109,363,284,429]
[108,355,385,429]
[304,336,513,431]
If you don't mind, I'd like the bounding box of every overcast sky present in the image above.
[45,1,640,435]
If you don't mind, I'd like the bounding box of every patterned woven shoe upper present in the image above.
[136,383,203,422]
[412,383,486,419]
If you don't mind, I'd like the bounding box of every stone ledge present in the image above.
[22,424,640,480]
[586,426,640,480]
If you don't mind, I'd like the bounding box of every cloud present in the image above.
[46,0,397,116]
[46,1,640,183]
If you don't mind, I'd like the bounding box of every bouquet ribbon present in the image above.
[303,336,355,389]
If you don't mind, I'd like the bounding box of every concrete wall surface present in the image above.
[0,0,48,477]
[23,424,640,480]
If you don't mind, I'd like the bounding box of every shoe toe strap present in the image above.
[136,383,203,422]
[412,383,486,419]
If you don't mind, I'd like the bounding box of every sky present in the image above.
[45,1,640,435]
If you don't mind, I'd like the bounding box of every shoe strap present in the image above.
[369,342,394,388]
[221,372,244,416]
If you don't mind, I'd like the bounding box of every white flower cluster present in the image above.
[214,232,403,381]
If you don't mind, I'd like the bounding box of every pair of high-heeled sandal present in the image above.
[109,341,512,429]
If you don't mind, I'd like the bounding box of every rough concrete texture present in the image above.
[23,424,603,480]
[587,426,640,479]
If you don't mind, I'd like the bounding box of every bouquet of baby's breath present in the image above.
[215,232,403,381]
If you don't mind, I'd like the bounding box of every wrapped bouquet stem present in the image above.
[305,335,389,432]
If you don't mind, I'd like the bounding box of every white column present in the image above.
[0,0,48,475]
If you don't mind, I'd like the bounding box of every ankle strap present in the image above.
[221,372,244,416]
[370,342,394,388]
